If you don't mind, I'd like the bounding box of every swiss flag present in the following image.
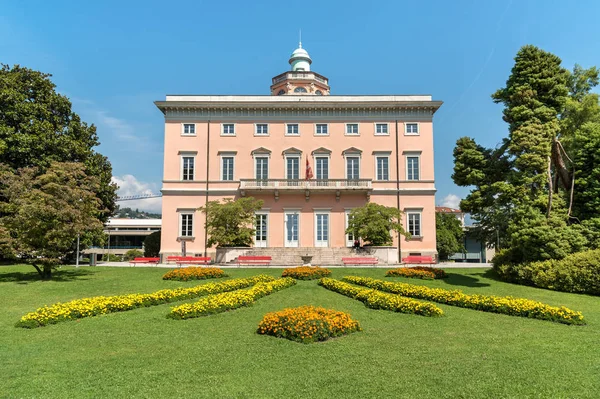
[305,157,314,180]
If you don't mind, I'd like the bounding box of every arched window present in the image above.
[315,90,323,95]
[294,87,307,93]
[277,89,285,96]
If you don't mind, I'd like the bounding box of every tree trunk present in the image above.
[32,263,52,279]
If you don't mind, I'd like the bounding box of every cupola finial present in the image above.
[299,29,302,48]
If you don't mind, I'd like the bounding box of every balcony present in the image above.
[239,179,372,201]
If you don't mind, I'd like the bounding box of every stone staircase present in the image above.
[227,247,360,266]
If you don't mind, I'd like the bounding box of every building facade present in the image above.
[84,218,162,256]
[155,44,442,263]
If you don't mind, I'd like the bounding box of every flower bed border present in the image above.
[257,305,361,344]
[162,267,227,281]
[282,266,332,280]
[344,276,585,325]
[319,278,443,317]
[386,267,447,280]
[16,275,275,328]
[168,278,296,319]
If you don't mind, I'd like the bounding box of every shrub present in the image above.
[282,266,331,280]
[344,276,585,325]
[257,306,361,344]
[123,249,144,261]
[516,249,600,295]
[163,267,227,281]
[144,231,161,257]
[101,254,123,262]
[386,267,447,280]
[319,278,443,317]
[16,275,275,328]
[168,278,295,319]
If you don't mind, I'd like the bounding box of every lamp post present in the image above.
[76,234,80,267]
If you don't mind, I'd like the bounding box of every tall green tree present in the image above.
[143,231,161,257]
[436,213,465,261]
[346,203,408,246]
[0,162,105,278]
[0,64,117,222]
[453,45,599,265]
[199,197,264,247]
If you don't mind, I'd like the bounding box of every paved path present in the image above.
[72,262,491,269]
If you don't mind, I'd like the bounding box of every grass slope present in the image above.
[1,266,599,398]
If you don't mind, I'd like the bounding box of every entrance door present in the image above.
[315,213,329,247]
[284,212,299,247]
[345,211,355,247]
[255,213,267,247]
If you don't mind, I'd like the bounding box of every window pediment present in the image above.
[311,147,332,155]
[342,147,362,155]
[282,147,302,155]
[251,147,272,155]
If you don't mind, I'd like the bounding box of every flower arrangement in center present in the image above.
[386,267,447,280]
[257,305,361,343]
[282,266,332,280]
[163,267,227,281]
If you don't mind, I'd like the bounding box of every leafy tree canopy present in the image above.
[0,64,117,222]
[144,231,161,257]
[346,203,408,246]
[199,197,264,248]
[436,213,465,261]
[0,162,105,278]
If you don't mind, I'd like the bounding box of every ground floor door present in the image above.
[315,213,329,247]
[345,211,355,247]
[255,213,267,247]
[284,212,299,247]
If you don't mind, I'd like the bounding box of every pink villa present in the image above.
[154,43,442,264]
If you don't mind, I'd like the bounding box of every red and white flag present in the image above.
[305,157,314,180]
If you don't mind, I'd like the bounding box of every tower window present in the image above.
[315,90,323,95]
[294,87,307,93]
[277,89,285,95]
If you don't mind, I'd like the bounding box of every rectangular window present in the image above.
[346,157,360,180]
[408,213,422,237]
[375,123,389,135]
[286,124,299,135]
[180,214,193,237]
[255,157,269,181]
[405,123,419,135]
[255,124,269,135]
[346,123,359,135]
[315,213,329,247]
[315,157,329,180]
[407,156,420,180]
[376,156,389,181]
[222,124,235,135]
[286,157,300,180]
[182,156,194,181]
[222,157,234,181]
[255,213,268,247]
[315,124,328,135]
[182,123,196,135]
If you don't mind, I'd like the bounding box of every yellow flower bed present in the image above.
[386,267,447,280]
[16,275,275,328]
[282,266,332,280]
[319,278,443,317]
[344,276,585,325]
[162,267,227,281]
[168,278,296,319]
[257,305,361,343]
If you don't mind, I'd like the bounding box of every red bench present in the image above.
[237,256,272,266]
[129,257,160,265]
[402,255,435,265]
[342,257,379,265]
[175,256,212,267]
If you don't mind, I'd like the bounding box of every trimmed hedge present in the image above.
[257,305,361,343]
[319,278,443,317]
[386,267,447,280]
[344,276,585,325]
[16,275,275,328]
[496,249,600,296]
[168,278,296,319]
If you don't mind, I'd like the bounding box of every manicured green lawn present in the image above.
[1,265,599,398]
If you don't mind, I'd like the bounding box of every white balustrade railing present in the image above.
[240,179,372,190]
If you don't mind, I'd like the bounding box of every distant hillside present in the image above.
[113,207,161,219]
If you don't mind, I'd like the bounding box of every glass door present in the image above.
[256,157,268,186]
[345,211,355,247]
[255,214,267,247]
[284,212,299,247]
[315,213,329,247]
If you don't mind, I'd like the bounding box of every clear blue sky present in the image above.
[2,0,599,212]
